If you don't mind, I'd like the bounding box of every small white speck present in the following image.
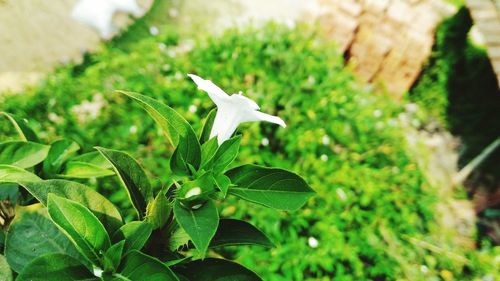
[129,125,138,134]
[93,267,103,278]
[320,154,328,161]
[188,105,197,113]
[308,237,319,248]
[261,137,269,146]
[482,274,494,281]
[149,26,159,36]
[420,265,428,274]
[307,75,316,85]
[158,43,167,50]
[191,204,202,210]
[185,187,201,198]
[373,109,382,118]
[405,103,418,113]
[169,8,179,17]
[336,188,347,201]
[322,135,330,145]
[285,19,296,29]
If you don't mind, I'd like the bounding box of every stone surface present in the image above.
[466,0,500,88]
[318,0,456,96]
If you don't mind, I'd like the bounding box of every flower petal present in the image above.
[248,111,286,128]
[187,74,229,106]
[211,108,243,145]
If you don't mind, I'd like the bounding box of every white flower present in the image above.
[149,26,159,36]
[71,0,143,39]
[261,137,269,146]
[129,125,138,134]
[321,135,330,145]
[188,74,286,145]
[336,188,347,201]
[188,104,198,113]
[320,154,328,162]
[308,237,319,248]
[373,109,382,118]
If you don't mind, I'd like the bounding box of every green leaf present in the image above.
[226,164,315,211]
[200,137,218,168]
[118,91,193,147]
[168,227,190,252]
[199,108,217,144]
[112,221,153,255]
[95,147,152,219]
[47,194,111,266]
[173,258,261,281]
[16,253,96,281]
[0,164,41,183]
[212,174,231,197]
[43,139,80,177]
[59,161,115,179]
[116,250,179,281]
[19,180,122,234]
[70,151,113,169]
[210,219,273,248]
[1,112,39,142]
[205,136,241,173]
[0,183,18,201]
[0,254,13,281]
[146,191,172,229]
[0,141,49,168]
[5,210,83,273]
[173,200,218,255]
[119,91,201,175]
[104,240,125,272]
[169,130,201,176]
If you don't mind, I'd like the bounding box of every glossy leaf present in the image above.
[104,240,125,272]
[210,219,273,248]
[200,137,218,168]
[0,183,18,201]
[0,164,41,183]
[5,210,83,273]
[19,180,122,234]
[173,200,218,255]
[43,139,80,177]
[59,161,115,179]
[226,164,315,211]
[170,130,201,176]
[116,250,179,281]
[174,258,261,281]
[69,151,112,169]
[146,191,171,229]
[1,112,39,142]
[199,108,216,144]
[119,91,201,174]
[118,91,193,147]
[0,254,13,281]
[47,194,111,265]
[0,141,49,168]
[205,136,240,173]
[112,221,153,255]
[212,174,231,197]
[96,147,152,219]
[16,253,95,281]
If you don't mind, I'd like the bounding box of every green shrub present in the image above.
[411,7,500,176]
[1,23,497,280]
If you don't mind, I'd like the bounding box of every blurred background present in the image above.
[1,0,499,280]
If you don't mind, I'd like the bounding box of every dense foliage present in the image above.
[1,22,498,280]
[411,7,500,176]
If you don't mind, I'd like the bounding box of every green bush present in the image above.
[411,7,500,176]
[1,23,497,280]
